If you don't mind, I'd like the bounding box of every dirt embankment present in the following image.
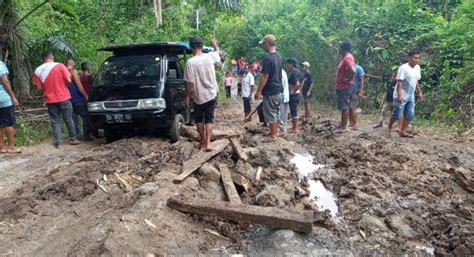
[0,97,473,256]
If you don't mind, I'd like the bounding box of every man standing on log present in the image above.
[335,42,356,133]
[254,34,283,142]
[184,36,222,151]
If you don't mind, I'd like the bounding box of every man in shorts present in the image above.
[0,60,20,153]
[301,61,313,123]
[254,34,283,142]
[348,64,365,130]
[184,36,222,151]
[387,50,424,138]
[241,65,255,118]
[335,42,356,133]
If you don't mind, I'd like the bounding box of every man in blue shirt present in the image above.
[0,60,21,153]
[349,64,365,130]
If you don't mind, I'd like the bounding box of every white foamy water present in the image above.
[291,153,339,217]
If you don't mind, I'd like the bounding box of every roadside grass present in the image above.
[12,116,51,147]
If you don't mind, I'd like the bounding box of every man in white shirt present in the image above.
[184,36,222,151]
[386,50,424,138]
[241,65,255,118]
[278,69,289,136]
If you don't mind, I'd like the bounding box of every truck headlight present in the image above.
[88,102,104,112]
[139,98,166,110]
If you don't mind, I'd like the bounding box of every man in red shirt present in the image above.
[335,42,356,133]
[33,51,80,148]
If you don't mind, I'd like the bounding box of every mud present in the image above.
[0,91,473,256]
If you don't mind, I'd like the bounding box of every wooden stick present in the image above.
[167,196,313,234]
[173,139,229,183]
[218,164,241,204]
[230,138,248,161]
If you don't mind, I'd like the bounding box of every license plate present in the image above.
[106,113,132,123]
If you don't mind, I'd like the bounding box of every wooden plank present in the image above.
[167,196,313,234]
[182,126,239,141]
[218,164,242,204]
[173,139,229,183]
[230,138,248,161]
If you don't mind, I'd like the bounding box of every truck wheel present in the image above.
[104,127,121,143]
[170,114,184,143]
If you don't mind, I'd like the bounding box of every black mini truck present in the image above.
[88,42,206,143]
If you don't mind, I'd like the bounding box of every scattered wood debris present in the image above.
[114,173,133,192]
[167,196,314,234]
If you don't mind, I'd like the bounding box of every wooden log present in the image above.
[218,164,242,204]
[181,126,239,141]
[173,139,229,183]
[167,196,313,234]
[230,138,248,161]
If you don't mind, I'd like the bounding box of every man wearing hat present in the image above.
[301,61,313,123]
[254,34,283,142]
[183,36,222,151]
[287,58,302,133]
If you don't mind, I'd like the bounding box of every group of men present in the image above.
[0,34,423,153]
[31,51,99,148]
[335,42,423,137]
[183,34,424,149]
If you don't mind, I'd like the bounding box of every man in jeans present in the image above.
[184,36,222,151]
[335,42,356,133]
[387,50,424,138]
[254,34,283,142]
[33,51,80,148]
[65,59,90,140]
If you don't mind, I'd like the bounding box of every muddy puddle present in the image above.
[291,153,338,217]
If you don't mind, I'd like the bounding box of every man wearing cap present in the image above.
[183,36,222,151]
[335,42,356,133]
[287,58,302,133]
[301,61,313,123]
[254,34,283,142]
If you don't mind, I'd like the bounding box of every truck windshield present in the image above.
[95,56,161,86]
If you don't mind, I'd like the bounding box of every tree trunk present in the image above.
[153,0,162,27]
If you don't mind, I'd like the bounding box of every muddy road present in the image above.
[0,91,473,256]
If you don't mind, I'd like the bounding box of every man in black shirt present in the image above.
[301,61,313,123]
[254,34,283,141]
[287,58,302,133]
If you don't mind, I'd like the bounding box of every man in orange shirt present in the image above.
[33,51,80,148]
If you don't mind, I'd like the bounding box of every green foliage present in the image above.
[13,0,473,129]
[13,117,51,146]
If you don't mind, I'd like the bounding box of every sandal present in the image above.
[261,137,277,143]
[6,148,22,154]
[334,128,349,133]
[399,133,414,138]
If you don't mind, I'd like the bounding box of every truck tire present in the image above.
[170,114,184,143]
[104,127,121,143]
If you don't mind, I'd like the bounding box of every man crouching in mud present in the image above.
[184,36,222,151]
